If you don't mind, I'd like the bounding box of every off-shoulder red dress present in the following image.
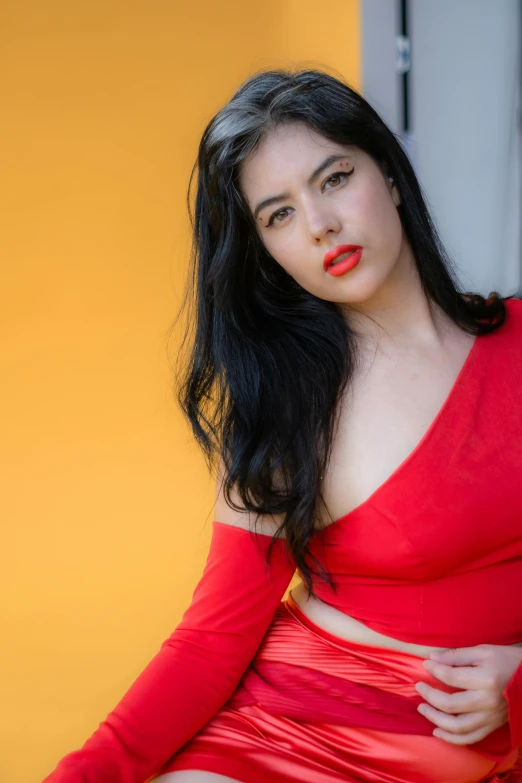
[43,297,522,783]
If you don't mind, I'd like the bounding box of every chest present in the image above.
[319,333,477,527]
[312,330,522,580]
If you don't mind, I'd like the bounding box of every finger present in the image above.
[428,645,489,667]
[417,703,488,735]
[432,725,491,745]
[422,660,484,690]
[415,682,484,714]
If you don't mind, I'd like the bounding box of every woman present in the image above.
[43,68,522,783]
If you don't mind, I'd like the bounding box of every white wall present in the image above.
[362,0,521,298]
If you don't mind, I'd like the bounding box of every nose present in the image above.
[303,199,342,242]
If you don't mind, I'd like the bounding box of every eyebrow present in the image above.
[252,153,351,220]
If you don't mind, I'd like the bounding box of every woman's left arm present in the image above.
[414,644,522,747]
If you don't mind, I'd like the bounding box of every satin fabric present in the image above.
[156,594,521,782]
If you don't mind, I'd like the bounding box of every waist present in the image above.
[295,563,522,648]
[290,585,445,657]
[229,596,519,765]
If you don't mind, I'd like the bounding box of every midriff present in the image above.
[289,582,522,658]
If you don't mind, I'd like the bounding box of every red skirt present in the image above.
[155,593,521,782]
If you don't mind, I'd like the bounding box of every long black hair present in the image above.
[168,67,518,597]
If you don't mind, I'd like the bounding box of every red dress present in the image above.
[42,297,522,783]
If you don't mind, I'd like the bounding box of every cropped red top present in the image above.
[307,294,522,647]
[42,297,522,783]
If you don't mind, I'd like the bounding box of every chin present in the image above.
[333,276,390,306]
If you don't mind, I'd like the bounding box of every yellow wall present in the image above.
[1,2,360,780]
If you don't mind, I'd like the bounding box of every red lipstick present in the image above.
[323,244,363,276]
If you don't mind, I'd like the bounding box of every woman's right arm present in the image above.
[42,461,295,783]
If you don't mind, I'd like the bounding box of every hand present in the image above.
[414,643,522,745]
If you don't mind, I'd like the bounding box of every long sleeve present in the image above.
[42,521,296,783]
[504,658,522,751]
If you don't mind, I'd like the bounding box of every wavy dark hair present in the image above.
[168,66,518,597]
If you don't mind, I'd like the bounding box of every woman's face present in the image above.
[238,122,409,311]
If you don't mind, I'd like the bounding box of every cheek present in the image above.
[358,186,402,248]
[264,240,316,289]
[383,204,403,254]
[263,233,301,272]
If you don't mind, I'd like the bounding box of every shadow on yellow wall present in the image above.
[1,2,360,780]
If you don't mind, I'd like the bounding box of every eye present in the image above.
[266,208,291,228]
[323,169,353,189]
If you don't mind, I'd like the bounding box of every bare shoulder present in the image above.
[214,455,287,539]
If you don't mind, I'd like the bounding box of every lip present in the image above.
[326,248,363,276]
[323,244,363,272]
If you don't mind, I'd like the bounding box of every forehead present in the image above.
[238,123,361,196]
